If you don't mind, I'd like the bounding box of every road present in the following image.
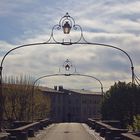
[29,123,104,140]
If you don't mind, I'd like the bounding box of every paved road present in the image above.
[29,123,104,140]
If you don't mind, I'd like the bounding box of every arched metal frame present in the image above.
[59,59,77,73]
[0,13,138,126]
[33,74,104,94]
[0,13,135,84]
[32,73,104,121]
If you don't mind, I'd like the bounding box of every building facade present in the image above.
[41,86,102,122]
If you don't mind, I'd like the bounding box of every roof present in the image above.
[39,86,63,93]
[3,83,102,95]
[65,89,102,95]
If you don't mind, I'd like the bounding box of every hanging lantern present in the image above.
[62,21,71,34]
[65,64,70,71]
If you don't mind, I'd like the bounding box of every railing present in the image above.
[3,118,51,140]
[87,118,140,140]
[0,133,9,140]
[122,133,140,140]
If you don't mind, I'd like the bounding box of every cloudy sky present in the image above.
[0,0,140,92]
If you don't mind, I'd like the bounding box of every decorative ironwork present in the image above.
[0,12,139,127]
[47,12,85,44]
[31,59,104,121]
[0,13,137,85]
[59,59,76,74]
[63,59,72,71]
[63,59,76,71]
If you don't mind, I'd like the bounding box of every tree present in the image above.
[3,75,50,127]
[33,88,50,120]
[101,81,140,128]
[132,115,140,131]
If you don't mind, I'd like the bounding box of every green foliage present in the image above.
[132,115,140,131]
[101,81,140,128]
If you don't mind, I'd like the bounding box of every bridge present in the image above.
[0,13,140,140]
[28,123,103,140]
[1,118,139,140]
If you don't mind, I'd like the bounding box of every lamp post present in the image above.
[0,66,3,130]
[0,12,136,130]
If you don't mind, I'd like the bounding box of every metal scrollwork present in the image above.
[59,59,76,74]
[48,13,85,44]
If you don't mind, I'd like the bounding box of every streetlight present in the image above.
[63,21,71,34]
[57,13,135,84]
[0,12,137,130]
[61,12,72,34]
[60,59,76,73]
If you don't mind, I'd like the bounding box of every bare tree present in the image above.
[3,75,50,127]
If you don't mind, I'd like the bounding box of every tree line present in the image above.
[2,75,50,128]
[101,81,140,131]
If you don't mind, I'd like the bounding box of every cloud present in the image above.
[0,0,140,91]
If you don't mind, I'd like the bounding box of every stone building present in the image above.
[40,86,102,122]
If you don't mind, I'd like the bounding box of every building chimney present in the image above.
[54,86,57,90]
[59,86,63,91]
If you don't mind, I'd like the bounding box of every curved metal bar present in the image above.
[71,73,104,94]
[31,73,104,121]
[1,42,45,68]
[0,36,135,124]
[72,24,85,43]
[84,42,134,68]
[0,41,65,68]
[49,24,62,43]
[33,74,62,87]
[1,12,132,84]
[0,13,136,126]
[47,13,135,84]
[70,42,135,84]
[59,12,76,27]
[33,73,103,92]
[0,41,134,123]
